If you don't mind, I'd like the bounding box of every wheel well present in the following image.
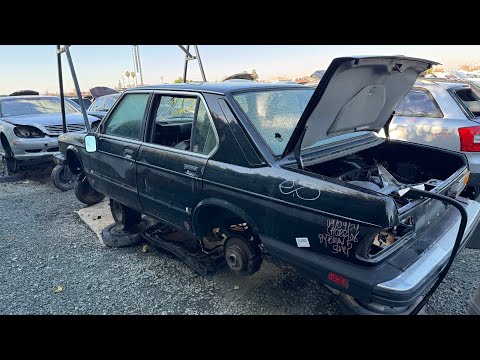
[194,206,258,241]
[0,133,13,157]
[66,150,82,174]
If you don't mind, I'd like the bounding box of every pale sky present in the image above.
[0,45,479,95]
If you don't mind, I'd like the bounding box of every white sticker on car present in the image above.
[296,237,310,247]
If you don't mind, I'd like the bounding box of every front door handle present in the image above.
[123,148,134,159]
[184,164,199,176]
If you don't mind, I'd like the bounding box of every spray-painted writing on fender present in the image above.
[318,219,360,257]
[279,180,321,201]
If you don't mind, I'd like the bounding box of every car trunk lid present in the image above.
[281,56,438,160]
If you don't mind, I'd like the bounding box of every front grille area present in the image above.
[44,124,86,135]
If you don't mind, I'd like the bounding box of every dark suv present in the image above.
[57,56,480,314]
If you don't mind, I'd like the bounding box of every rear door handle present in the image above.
[184,164,199,176]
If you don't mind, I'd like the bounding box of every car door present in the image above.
[389,87,459,151]
[88,92,151,210]
[136,92,218,231]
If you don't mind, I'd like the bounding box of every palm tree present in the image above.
[125,71,131,87]
[131,71,136,86]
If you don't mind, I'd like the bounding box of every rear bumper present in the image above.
[261,198,480,307]
[373,197,480,306]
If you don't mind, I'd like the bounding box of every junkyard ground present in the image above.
[0,163,478,314]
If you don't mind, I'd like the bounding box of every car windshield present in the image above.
[0,97,78,117]
[233,88,314,156]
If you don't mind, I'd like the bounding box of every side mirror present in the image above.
[85,134,97,153]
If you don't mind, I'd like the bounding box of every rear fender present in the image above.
[192,198,260,235]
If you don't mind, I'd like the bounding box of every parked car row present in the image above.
[55,55,480,315]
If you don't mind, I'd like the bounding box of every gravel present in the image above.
[0,163,478,315]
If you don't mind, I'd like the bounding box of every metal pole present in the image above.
[183,45,190,83]
[178,45,194,58]
[194,45,206,82]
[56,45,67,134]
[132,45,137,73]
[64,46,91,132]
[137,45,144,86]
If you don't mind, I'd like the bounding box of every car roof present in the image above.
[130,81,309,95]
[96,93,120,99]
[0,95,60,101]
[415,78,471,90]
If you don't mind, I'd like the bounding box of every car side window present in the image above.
[91,97,105,111]
[147,94,217,155]
[191,101,217,155]
[104,96,117,110]
[395,89,443,117]
[103,93,149,140]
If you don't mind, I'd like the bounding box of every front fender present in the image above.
[0,122,19,156]
[64,144,88,173]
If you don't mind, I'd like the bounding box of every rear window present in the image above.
[454,88,480,117]
[233,89,314,156]
[395,89,442,118]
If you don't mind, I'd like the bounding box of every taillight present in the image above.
[458,126,480,152]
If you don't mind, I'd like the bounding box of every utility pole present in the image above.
[132,45,144,86]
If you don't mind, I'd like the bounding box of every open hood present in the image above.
[282,56,438,159]
[89,87,118,98]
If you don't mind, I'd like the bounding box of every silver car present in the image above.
[389,79,480,199]
[0,96,98,174]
